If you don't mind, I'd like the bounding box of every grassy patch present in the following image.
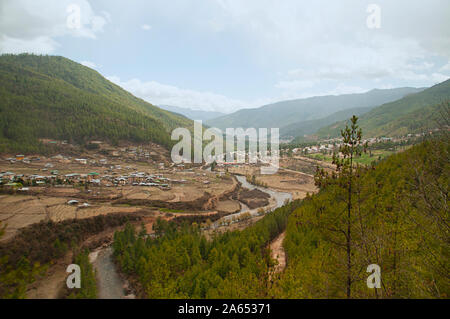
[159,207,185,213]
[307,148,409,165]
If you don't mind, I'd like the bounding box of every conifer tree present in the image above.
[314,115,367,298]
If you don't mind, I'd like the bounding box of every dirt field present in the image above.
[0,152,329,242]
[0,165,239,241]
[288,155,336,172]
[257,170,317,200]
[0,144,333,298]
[238,188,270,209]
[228,165,317,200]
[215,200,241,213]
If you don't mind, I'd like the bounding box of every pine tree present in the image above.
[314,115,367,298]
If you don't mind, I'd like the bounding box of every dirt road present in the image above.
[270,231,286,275]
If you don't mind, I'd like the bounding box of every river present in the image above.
[219,175,292,223]
[91,174,292,298]
[90,247,131,299]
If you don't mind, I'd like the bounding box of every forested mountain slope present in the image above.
[112,201,300,298]
[2,130,447,298]
[318,79,450,138]
[110,125,448,298]
[206,87,423,132]
[0,54,192,152]
[280,106,373,138]
[275,134,449,298]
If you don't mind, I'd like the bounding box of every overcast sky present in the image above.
[1,0,450,113]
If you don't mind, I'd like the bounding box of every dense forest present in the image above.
[0,54,193,153]
[274,120,449,298]
[113,115,448,299]
[112,201,301,298]
[1,111,448,299]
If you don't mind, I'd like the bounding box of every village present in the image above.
[285,129,441,156]
[0,154,182,191]
[0,140,319,243]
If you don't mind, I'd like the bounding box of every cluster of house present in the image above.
[290,136,407,155]
[106,146,167,168]
[5,147,165,168]
[110,172,187,189]
[292,144,337,155]
[202,149,280,166]
[4,155,41,164]
[290,129,445,156]
[0,170,187,190]
[0,171,21,187]
[3,154,107,166]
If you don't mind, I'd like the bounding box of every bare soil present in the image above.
[238,188,270,209]
[270,231,286,275]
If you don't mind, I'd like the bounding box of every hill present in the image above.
[205,87,424,132]
[280,106,373,138]
[0,54,192,153]
[158,105,226,121]
[277,135,449,298]
[91,134,449,298]
[317,79,450,138]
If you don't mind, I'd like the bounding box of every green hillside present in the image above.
[100,134,449,298]
[276,135,449,298]
[317,79,450,138]
[280,106,373,138]
[0,54,192,153]
[206,87,423,131]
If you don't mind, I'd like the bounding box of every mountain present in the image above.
[317,79,450,138]
[280,137,449,298]
[280,106,374,138]
[158,105,226,121]
[0,54,193,153]
[205,88,424,132]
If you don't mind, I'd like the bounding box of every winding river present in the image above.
[90,247,128,299]
[91,174,293,298]
[219,175,293,223]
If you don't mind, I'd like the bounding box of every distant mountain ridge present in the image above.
[281,106,374,138]
[159,105,226,121]
[205,88,425,135]
[0,54,193,153]
[317,79,450,138]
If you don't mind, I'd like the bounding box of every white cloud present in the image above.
[0,0,109,54]
[2,0,449,112]
[206,0,450,91]
[0,35,59,54]
[274,82,368,101]
[440,62,450,73]
[320,84,368,97]
[107,76,273,113]
[107,76,374,113]
[429,73,450,84]
[275,80,316,91]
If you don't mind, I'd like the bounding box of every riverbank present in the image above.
[89,246,135,299]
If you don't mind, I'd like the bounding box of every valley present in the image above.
[0,54,448,301]
[0,138,324,299]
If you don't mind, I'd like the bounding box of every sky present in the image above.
[1,0,450,113]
